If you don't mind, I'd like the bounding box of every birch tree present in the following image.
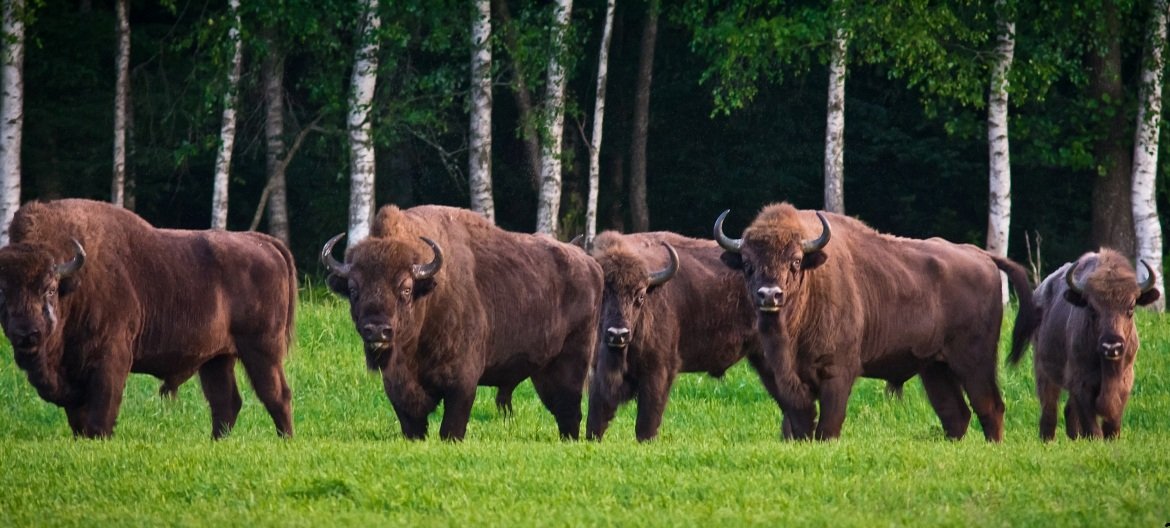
[1132,0,1168,311]
[468,0,494,222]
[263,30,290,246]
[348,0,380,247]
[586,0,616,240]
[111,0,129,207]
[823,2,847,215]
[987,0,1014,302]
[535,0,573,235]
[0,0,24,245]
[628,0,658,233]
[211,0,243,230]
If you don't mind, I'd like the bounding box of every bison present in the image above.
[584,231,776,442]
[714,203,1036,441]
[321,205,602,441]
[1006,249,1159,440]
[0,199,296,439]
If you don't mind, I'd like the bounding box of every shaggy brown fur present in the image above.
[1007,249,1159,440]
[326,205,602,440]
[585,231,767,441]
[720,202,1036,441]
[0,199,296,439]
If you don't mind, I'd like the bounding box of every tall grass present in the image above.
[1,293,1167,526]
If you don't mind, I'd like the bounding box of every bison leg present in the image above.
[65,405,90,437]
[495,384,517,417]
[198,355,243,440]
[531,362,586,441]
[919,362,971,440]
[814,375,856,440]
[438,385,476,441]
[76,354,132,438]
[1068,391,1103,439]
[633,370,676,442]
[1035,375,1061,442]
[236,337,294,438]
[1063,397,1081,440]
[585,388,619,441]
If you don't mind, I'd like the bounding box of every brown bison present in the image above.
[1007,249,1159,440]
[321,205,602,441]
[0,199,296,439]
[585,231,775,442]
[714,203,1036,441]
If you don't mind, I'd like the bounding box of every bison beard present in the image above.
[324,205,602,441]
[0,199,296,439]
[716,202,1037,441]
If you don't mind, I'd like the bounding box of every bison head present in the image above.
[322,233,442,370]
[590,233,679,351]
[1062,251,1159,361]
[714,204,829,314]
[0,240,86,357]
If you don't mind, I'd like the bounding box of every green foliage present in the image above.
[1,299,1169,525]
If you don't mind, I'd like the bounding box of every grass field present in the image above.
[2,288,1169,526]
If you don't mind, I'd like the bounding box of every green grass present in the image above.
[2,292,1168,526]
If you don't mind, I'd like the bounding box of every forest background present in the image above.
[4,0,1169,289]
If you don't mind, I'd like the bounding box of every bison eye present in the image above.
[791,259,802,271]
[400,287,412,300]
[1126,307,1135,318]
[45,287,57,298]
[634,292,646,307]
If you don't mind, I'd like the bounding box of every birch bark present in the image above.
[987,0,1015,302]
[535,0,573,235]
[586,0,616,240]
[1132,0,1168,310]
[469,0,495,222]
[0,0,23,246]
[348,0,381,247]
[211,0,242,230]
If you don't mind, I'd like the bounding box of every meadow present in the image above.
[1,288,1168,526]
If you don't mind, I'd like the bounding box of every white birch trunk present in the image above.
[348,0,380,248]
[468,0,495,222]
[1132,0,1168,311]
[111,0,129,207]
[0,0,24,246]
[264,35,290,247]
[535,0,573,235]
[987,0,1015,303]
[211,0,242,230]
[823,15,847,215]
[586,0,616,240]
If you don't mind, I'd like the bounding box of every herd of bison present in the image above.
[0,199,1158,443]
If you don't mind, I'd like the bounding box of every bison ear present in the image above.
[720,251,744,270]
[1137,288,1161,307]
[1063,289,1088,308]
[326,274,348,297]
[412,277,437,298]
[802,251,828,270]
[58,277,79,296]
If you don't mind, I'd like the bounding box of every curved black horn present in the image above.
[54,239,86,278]
[320,233,352,278]
[569,234,590,251]
[801,212,832,254]
[648,242,679,287]
[411,237,443,280]
[1065,259,1086,295]
[714,210,743,253]
[1137,260,1157,293]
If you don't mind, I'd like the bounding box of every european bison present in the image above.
[0,199,296,439]
[714,203,1036,441]
[584,231,774,442]
[1007,249,1159,440]
[322,205,602,440]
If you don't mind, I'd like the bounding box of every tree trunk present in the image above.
[1132,0,1168,311]
[823,5,847,215]
[111,0,129,207]
[0,0,24,246]
[535,0,573,235]
[211,0,243,230]
[125,80,136,211]
[263,31,290,247]
[987,0,1015,303]
[348,0,380,247]
[469,0,495,222]
[494,0,542,191]
[586,0,616,240]
[627,0,658,233]
[1089,0,1135,257]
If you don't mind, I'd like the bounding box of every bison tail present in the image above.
[990,255,1041,366]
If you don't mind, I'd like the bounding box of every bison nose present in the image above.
[755,286,784,312]
[1099,339,1125,360]
[361,323,393,343]
[605,327,630,348]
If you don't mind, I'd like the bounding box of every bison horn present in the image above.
[1137,260,1157,293]
[54,239,86,278]
[569,234,592,251]
[648,242,679,287]
[411,237,443,280]
[320,233,352,278]
[801,212,832,254]
[714,210,743,253]
[1064,259,1087,295]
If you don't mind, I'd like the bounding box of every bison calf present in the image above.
[1008,249,1159,441]
[0,199,296,439]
